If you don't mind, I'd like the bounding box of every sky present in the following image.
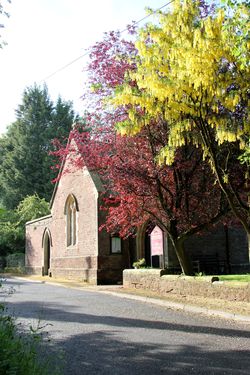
[0,0,168,135]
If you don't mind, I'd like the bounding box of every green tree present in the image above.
[0,194,50,256]
[16,194,50,224]
[0,208,22,255]
[0,84,75,209]
[0,0,11,48]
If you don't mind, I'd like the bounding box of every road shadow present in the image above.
[43,329,250,375]
[5,300,250,339]
[3,281,250,375]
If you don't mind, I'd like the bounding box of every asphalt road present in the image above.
[1,277,250,375]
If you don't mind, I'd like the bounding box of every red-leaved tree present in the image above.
[54,119,231,275]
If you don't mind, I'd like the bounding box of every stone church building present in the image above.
[25,141,250,284]
[25,148,134,284]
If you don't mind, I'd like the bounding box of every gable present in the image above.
[50,137,104,210]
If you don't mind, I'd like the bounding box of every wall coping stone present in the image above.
[123,269,167,277]
[161,275,220,283]
[26,214,52,226]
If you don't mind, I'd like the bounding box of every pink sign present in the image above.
[150,226,163,256]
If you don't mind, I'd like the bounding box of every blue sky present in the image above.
[0,0,168,134]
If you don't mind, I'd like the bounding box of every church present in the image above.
[25,139,250,284]
[25,146,134,284]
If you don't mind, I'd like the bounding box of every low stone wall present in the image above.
[123,269,250,303]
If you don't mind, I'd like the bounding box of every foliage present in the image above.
[239,141,250,167]
[5,252,25,269]
[113,0,249,146]
[0,194,50,256]
[0,282,58,375]
[133,258,146,269]
[0,0,11,48]
[0,315,44,375]
[0,208,23,255]
[0,256,6,269]
[51,25,241,275]
[0,84,75,209]
[53,5,248,274]
[16,194,50,224]
[69,121,231,275]
[111,0,250,234]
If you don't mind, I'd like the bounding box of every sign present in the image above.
[150,226,163,256]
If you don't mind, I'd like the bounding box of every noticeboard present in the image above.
[150,226,163,256]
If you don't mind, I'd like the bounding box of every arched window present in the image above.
[64,195,78,247]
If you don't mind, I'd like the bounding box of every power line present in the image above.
[40,1,174,82]
[120,0,174,33]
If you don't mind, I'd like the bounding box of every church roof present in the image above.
[49,134,104,209]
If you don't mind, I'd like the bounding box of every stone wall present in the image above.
[123,269,250,303]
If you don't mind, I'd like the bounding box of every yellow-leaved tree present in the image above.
[112,0,250,235]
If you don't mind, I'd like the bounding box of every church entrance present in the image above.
[136,222,166,269]
[144,224,164,268]
[43,230,51,276]
[144,232,160,267]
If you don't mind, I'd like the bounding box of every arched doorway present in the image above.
[136,222,165,268]
[42,229,52,276]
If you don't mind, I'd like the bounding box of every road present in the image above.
[1,277,250,374]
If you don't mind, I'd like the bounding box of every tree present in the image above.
[52,30,231,275]
[0,208,22,255]
[16,194,50,224]
[0,194,49,256]
[67,121,230,275]
[0,0,11,49]
[111,0,250,234]
[0,84,75,209]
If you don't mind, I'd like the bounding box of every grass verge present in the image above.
[217,274,250,283]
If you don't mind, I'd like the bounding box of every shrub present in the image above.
[3,253,25,274]
[6,253,25,268]
[133,258,146,269]
[0,311,48,374]
[0,256,6,270]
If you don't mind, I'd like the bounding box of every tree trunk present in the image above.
[173,239,194,276]
[199,120,250,236]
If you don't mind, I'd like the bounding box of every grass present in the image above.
[218,274,250,282]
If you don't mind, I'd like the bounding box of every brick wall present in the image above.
[48,158,99,283]
[25,154,132,284]
[25,215,52,274]
[184,224,249,274]
[97,206,131,284]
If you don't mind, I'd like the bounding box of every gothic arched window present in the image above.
[64,195,78,247]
